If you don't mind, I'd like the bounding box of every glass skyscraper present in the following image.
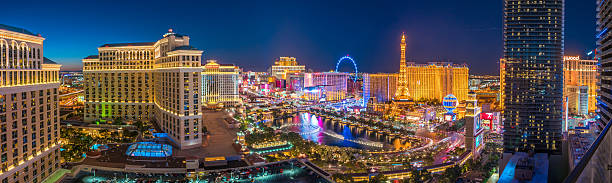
[502,0,564,154]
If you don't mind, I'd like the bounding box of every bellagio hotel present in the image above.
[0,25,61,183]
[83,29,203,149]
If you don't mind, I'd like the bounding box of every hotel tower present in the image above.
[83,29,203,149]
[502,0,564,154]
[0,25,62,183]
[393,33,468,103]
[202,60,241,107]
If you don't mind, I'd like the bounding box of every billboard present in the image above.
[480,112,500,132]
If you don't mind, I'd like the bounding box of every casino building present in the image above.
[367,73,398,104]
[269,57,305,80]
[563,56,597,115]
[83,29,204,149]
[393,33,469,103]
[404,62,469,102]
[303,72,348,102]
[202,60,241,107]
[0,24,62,183]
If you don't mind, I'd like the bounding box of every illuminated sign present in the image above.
[205,64,219,69]
[475,134,483,150]
[482,120,491,130]
[444,113,456,121]
[442,94,459,113]
[563,56,580,61]
[474,113,481,132]
[481,113,493,120]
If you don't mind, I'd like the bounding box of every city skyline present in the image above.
[1,1,608,182]
[0,0,595,74]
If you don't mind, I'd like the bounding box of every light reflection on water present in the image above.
[281,112,384,150]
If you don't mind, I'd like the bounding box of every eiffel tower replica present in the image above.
[393,32,413,104]
[390,33,414,117]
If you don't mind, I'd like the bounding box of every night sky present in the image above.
[1,0,596,74]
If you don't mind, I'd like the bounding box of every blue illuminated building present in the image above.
[362,74,370,107]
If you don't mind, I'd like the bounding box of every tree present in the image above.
[110,131,119,138]
[368,174,388,183]
[407,169,432,183]
[113,117,124,125]
[332,174,354,183]
[134,120,146,132]
[440,165,462,183]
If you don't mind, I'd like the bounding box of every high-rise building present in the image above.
[202,60,241,107]
[0,25,62,183]
[502,0,564,154]
[596,1,612,132]
[82,44,155,123]
[83,29,204,149]
[404,62,469,102]
[303,72,348,102]
[361,74,370,107]
[563,56,597,115]
[392,32,468,103]
[368,73,398,103]
[269,57,305,80]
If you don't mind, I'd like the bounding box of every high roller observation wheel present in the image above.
[335,55,358,81]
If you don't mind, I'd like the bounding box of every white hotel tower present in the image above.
[0,24,62,183]
[83,29,204,149]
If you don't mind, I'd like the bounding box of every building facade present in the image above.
[566,85,589,116]
[404,62,469,102]
[269,57,305,80]
[0,25,62,183]
[597,0,612,132]
[563,56,597,115]
[202,60,241,107]
[303,72,348,102]
[286,73,305,92]
[465,92,484,158]
[499,58,506,111]
[82,44,155,123]
[368,73,398,103]
[83,29,203,149]
[502,0,564,154]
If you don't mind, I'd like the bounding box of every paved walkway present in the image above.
[175,111,239,158]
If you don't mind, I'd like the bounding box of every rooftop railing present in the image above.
[563,118,612,183]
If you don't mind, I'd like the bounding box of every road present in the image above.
[433,132,464,164]
[59,90,84,97]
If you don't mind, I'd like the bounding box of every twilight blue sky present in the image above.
[1,0,596,74]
